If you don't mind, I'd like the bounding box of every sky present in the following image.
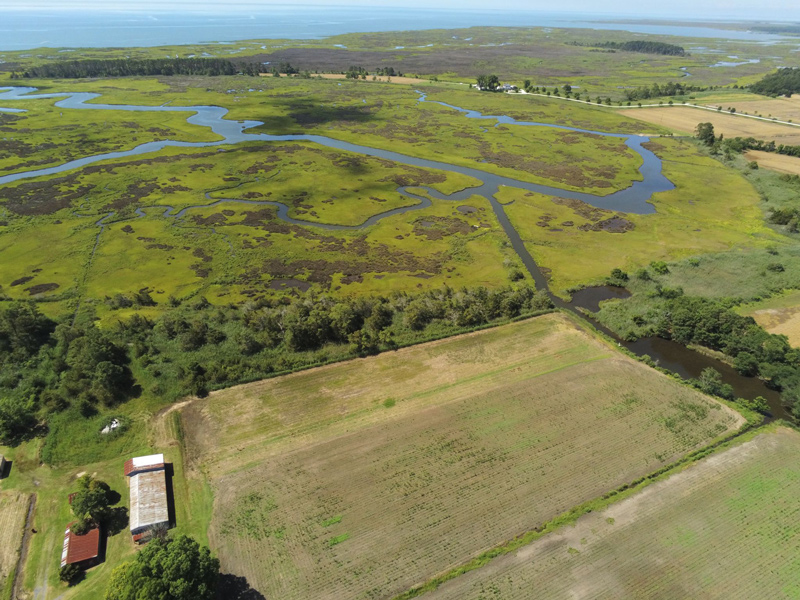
[1,0,799,20]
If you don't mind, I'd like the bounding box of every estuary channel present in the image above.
[0,85,786,416]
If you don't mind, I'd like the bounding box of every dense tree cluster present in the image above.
[624,81,706,102]
[105,535,219,600]
[119,285,552,395]
[569,41,686,56]
[476,74,500,91]
[0,303,134,445]
[695,122,716,146]
[0,285,551,448]
[720,135,800,159]
[750,68,800,97]
[652,296,800,415]
[119,284,552,397]
[14,58,269,79]
[345,65,368,79]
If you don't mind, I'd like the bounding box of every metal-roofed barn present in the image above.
[124,453,165,477]
[61,523,102,569]
[126,454,171,540]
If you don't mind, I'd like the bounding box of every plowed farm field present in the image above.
[624,106,800,145]
[0,491,29,595]
[183,313,744,600]
[425,426,800,600]
[744,150,800,176]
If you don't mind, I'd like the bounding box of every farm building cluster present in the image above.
[58,453,173,574]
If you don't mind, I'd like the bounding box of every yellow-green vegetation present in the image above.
[740,289,800,347]
[423,426,800,600]
[0,489,28,600]
[0,93,221,173]
[0,409,212,600]
[0,141,517,320]
[181,313,743,600]
[501,137,781,295]
[144,76,648,193]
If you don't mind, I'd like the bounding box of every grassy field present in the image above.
[623,105,800,144]
[0,490,29,600]
[740,290,800,347]
[0,411,213,600]
[424,426,800,599]
[182,313,743,600]
[500,137,780,295]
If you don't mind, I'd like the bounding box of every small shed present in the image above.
[61,523,102,569]
[124,454,165,477]
[0,454,6,479]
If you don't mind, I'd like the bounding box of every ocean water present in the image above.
[0,7,787,51]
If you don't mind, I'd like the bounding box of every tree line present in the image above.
[568,40,686,56]
[607,265,800,417]
[623,81,707,102]
[654,295,800,414]
[696,122,800,158]
[344,65,404,80]
[0,284,552,448]
[12,58,270,79]
[750,67,800,97]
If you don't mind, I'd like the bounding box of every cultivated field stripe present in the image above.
[194,314,744,600]
[424,427,800,600]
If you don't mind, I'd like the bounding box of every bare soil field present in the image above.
[425,426,800,600]
[184,314,743,600]
[744,290,800,347]
[718,95,800,124]
[744,150,800,175]
[0,491,30,595]
[624,106,800,144]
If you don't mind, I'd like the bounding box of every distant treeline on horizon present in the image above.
[12,57,269,79]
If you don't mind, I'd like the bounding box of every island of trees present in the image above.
[568,40,686,56]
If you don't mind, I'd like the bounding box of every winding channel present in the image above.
[0,85,789,416]
[0,84,673,291]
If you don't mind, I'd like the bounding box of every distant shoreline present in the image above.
[0,8,789,52]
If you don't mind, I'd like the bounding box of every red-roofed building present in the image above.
[60,523,102,570]
[124,454,165,477]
